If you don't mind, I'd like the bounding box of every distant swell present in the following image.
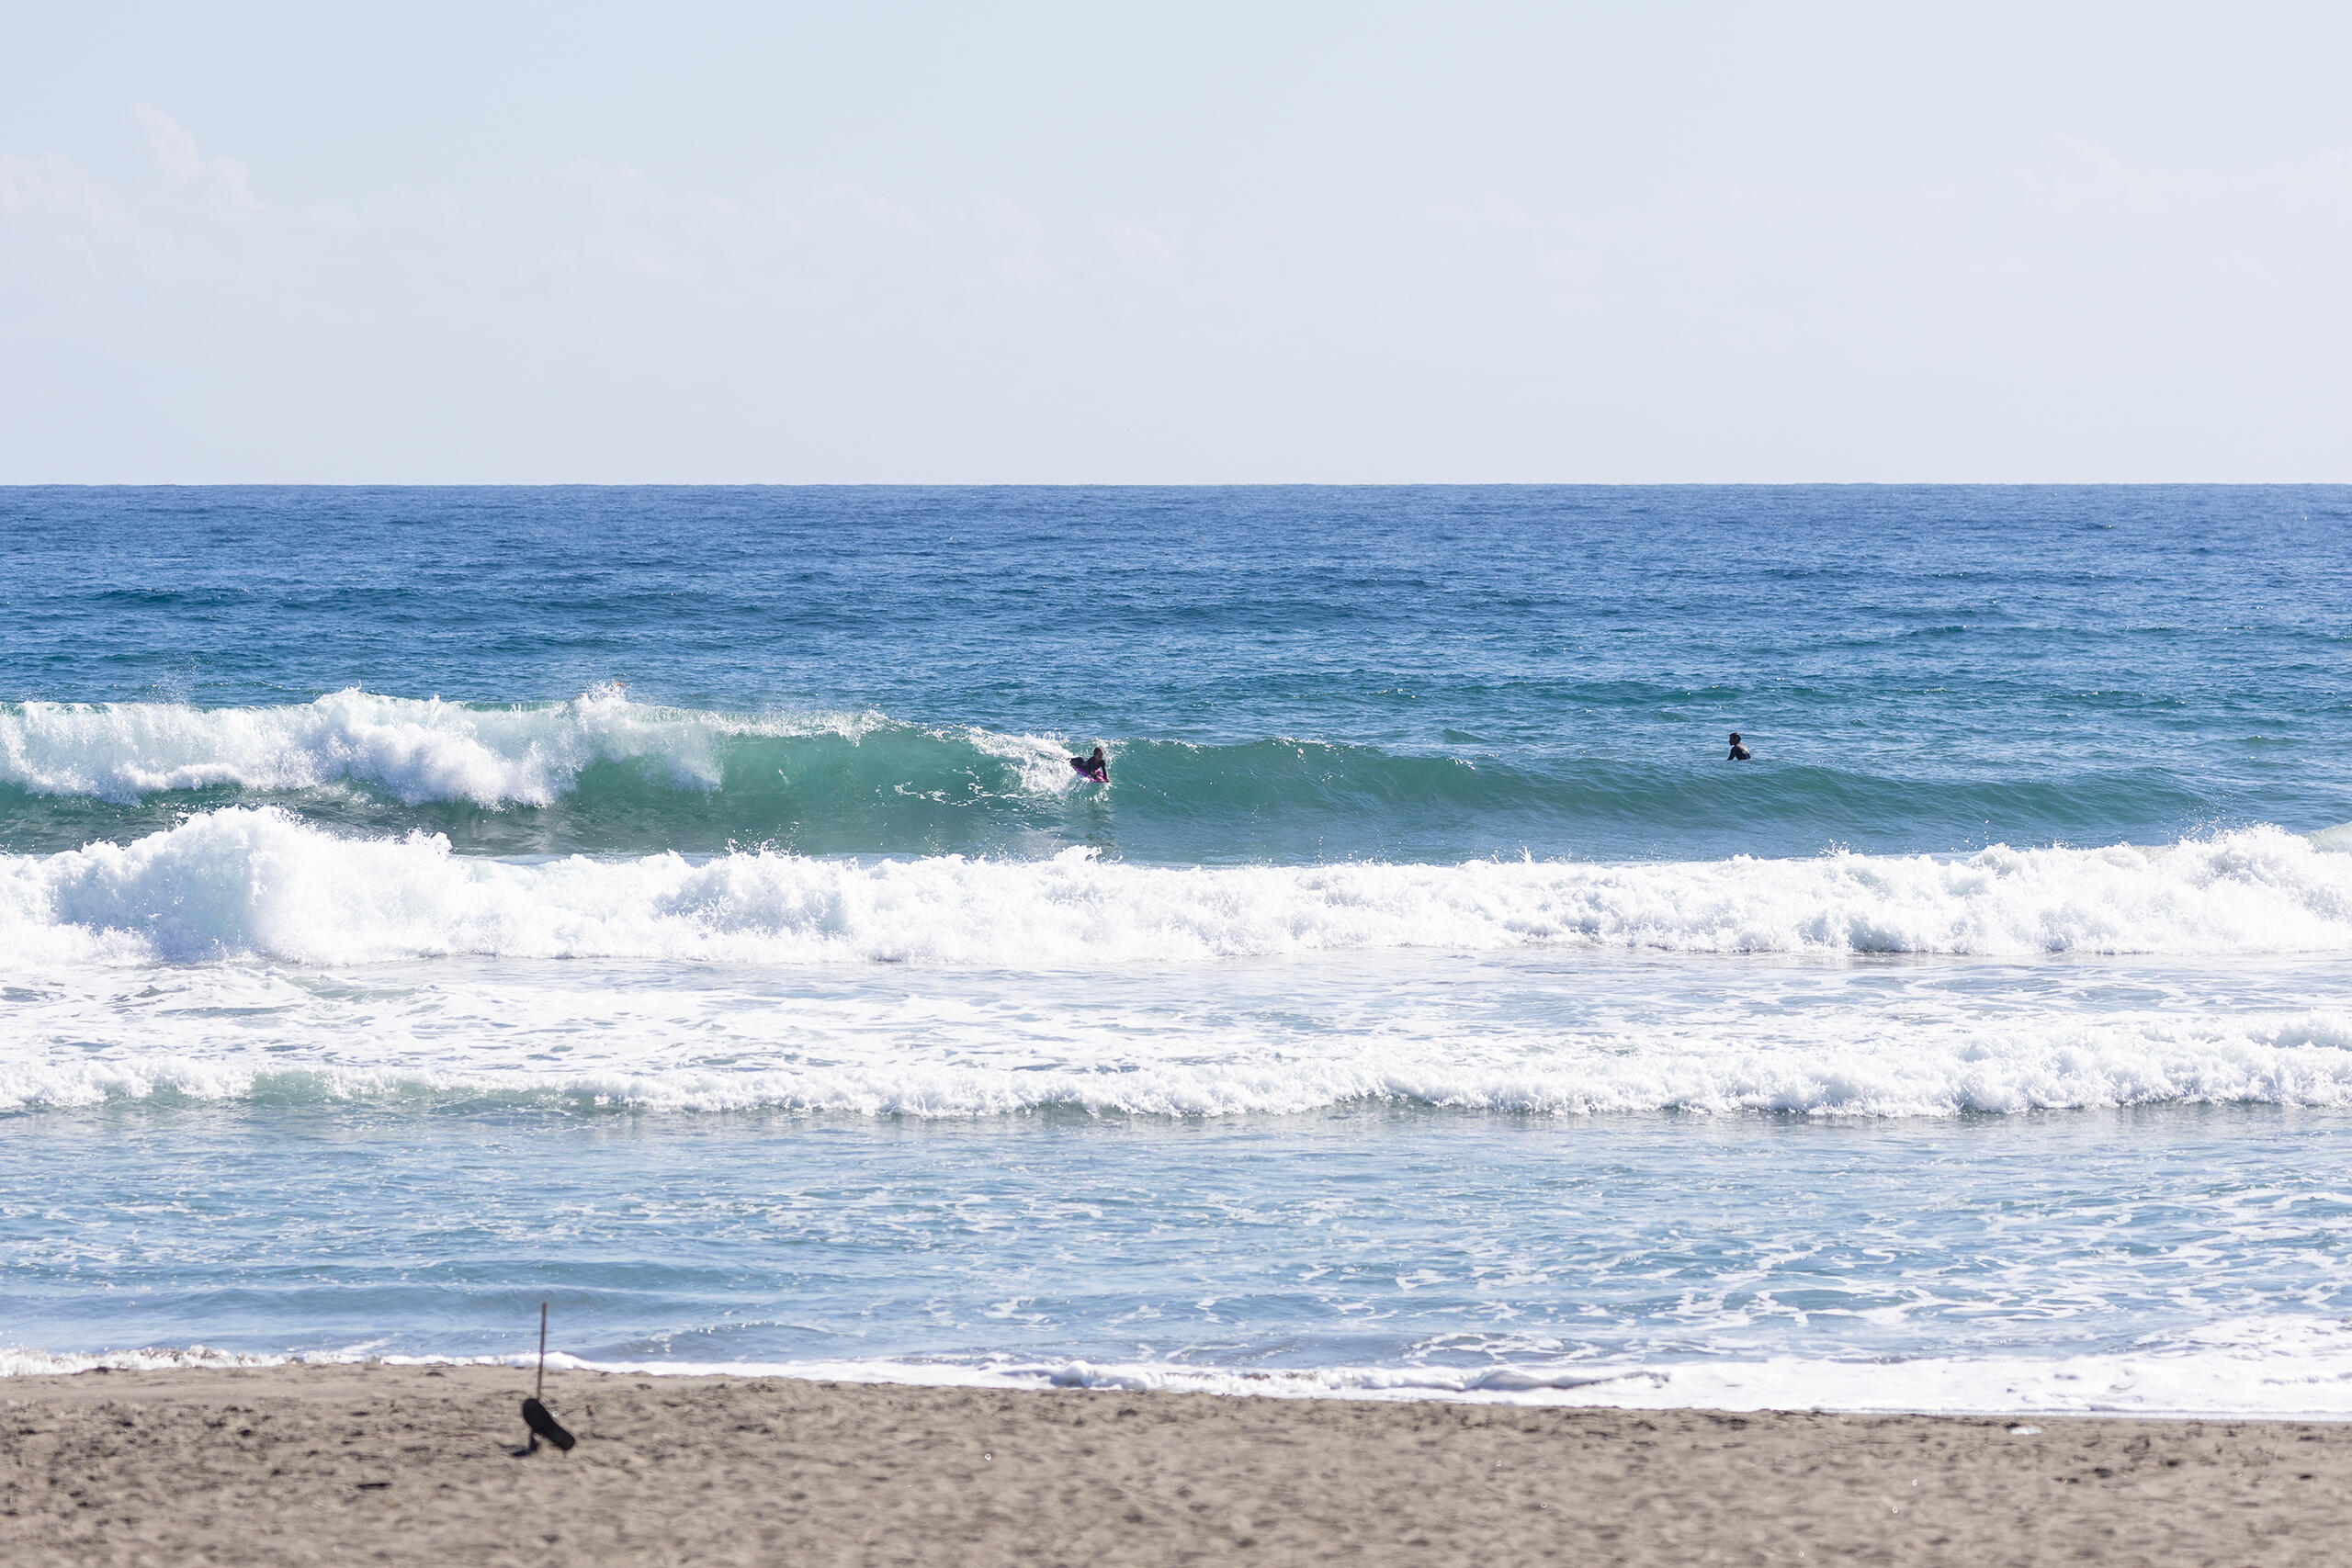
[4,809,2348,968]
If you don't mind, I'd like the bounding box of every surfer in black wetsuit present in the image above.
[1070,744,1109,782]
[1727,731,1752,761]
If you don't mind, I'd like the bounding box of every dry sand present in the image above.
[5,1363,2348,1565]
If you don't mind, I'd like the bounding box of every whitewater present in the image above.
[4,807,2348,967]
[0,688,1081,807]
[5,483,2350,1415]
[9,941,2352,1119]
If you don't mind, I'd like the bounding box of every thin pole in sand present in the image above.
[519,1303,577,1453]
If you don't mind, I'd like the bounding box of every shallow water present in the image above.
[8,1101,2352,1415]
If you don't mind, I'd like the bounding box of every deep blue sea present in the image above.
[5,486,2351,1413]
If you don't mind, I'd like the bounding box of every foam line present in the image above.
[8,1006,2352,1117]
[15,1319,2352,1416]
[5,809,2349,968]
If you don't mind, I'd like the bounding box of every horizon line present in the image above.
[5,479,2349,491]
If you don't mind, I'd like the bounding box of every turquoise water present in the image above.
[3,486,2351,1412]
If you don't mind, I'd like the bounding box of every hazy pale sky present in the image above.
[3,2,2346,481]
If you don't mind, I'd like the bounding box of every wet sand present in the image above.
[5,1363,2348,1565]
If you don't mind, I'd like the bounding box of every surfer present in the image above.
[1727,732,1752,761]
[1070,744,1109,783]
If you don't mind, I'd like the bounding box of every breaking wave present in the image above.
[0,687,1022,805]
[0,689,1094,854]
[0,690,2261,863]
[3,808,2347,968]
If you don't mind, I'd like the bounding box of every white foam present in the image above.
[0,688,1074,807]
[0,687,693,804]
[8,813,2351,1121]
[967,726,1094,798]
[0,1345,290,1378]
[16,1317,2352,1417]
[5,809,2349,969]
[6,877,2352,1118]
[8,1004,2352,1118]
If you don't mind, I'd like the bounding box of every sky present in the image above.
[2,1,2347,482]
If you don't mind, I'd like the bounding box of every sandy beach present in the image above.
[2,1366,2346,1566]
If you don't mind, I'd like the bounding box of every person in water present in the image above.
[1070,744,1109,782]
[1727,731,1752,761]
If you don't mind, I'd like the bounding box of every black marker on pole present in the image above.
[521,1302,576,1453]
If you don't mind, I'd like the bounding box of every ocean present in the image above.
[4,484,2351,1415]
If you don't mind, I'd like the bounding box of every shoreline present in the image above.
[8,1364,2350,1565]
[16,1347,2352,1426]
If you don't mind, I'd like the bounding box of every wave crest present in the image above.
[5,810,2348,967]
[0,688,1078,808]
